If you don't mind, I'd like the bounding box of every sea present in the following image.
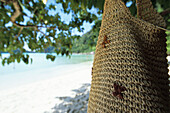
[0,53,94,90]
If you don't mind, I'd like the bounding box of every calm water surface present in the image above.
[0,53,94,90]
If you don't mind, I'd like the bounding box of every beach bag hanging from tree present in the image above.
[87,0,170,112]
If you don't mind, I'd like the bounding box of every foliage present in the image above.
[0,0,169,65]
[72,26,99,53]
[166,31,170,55]
[0,0,97,65]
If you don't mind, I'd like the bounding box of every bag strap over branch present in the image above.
[136,0,166,28]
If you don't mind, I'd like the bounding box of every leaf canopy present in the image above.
[0,0,169,65]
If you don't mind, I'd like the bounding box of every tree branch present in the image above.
[8,0,37,29]
[15,27,23,40]
[10,1,21,22]
[12,22,37,28]
[1,0,62,31]
[12,21,58,29]
[160,8,170,16]
[0,0,15,4]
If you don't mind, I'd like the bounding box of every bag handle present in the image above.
[136,0,166,28]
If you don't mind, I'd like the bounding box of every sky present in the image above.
[42,0,132,35]
[45,0,97,36]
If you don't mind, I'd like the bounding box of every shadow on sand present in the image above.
[47,83,90,113]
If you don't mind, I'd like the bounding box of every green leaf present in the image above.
[30,58,33,64]
[46,54,56,61]
[17,57,21,63]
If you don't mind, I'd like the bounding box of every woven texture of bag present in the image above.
[87,0,170,112]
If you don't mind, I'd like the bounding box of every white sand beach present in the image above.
[0,61,93,113]
[0,56,170,113]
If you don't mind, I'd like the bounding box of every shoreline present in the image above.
[0,53,94,91]
[0,61,93,113]
[0,61,93,91]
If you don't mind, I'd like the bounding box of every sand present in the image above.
[0,61,92,113]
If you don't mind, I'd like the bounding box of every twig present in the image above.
[0,0,14,3]
[136,0,140,18]
[13,21,58,29]
[156,26,170,32]
[36,28,51,40]
[13,22,58,30]
[160,8,170,16]
[23,14,33,19]
[12,22,37,28]
[15,27,23,39]
[34,27,36,38]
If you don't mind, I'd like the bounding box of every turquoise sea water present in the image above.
[0,53,94,90]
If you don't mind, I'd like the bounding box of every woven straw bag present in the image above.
[87,0,170,112]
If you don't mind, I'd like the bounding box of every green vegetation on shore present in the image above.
[72,29,98,53]
[166,31,170,55]
[44,29,98,54]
